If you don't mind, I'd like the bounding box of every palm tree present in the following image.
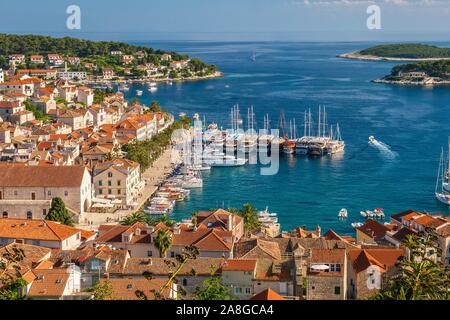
[154,229,172,257]
[238,203,261,233]
[371,231,450,300]
[120,211,149,226]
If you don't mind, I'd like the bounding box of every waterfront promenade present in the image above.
[78,148,176,230]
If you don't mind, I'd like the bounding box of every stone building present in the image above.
[0,165,93,221]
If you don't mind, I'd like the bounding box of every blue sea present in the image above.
[122,41,450,235]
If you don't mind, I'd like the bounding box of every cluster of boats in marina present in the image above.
[144,166,202,215]
[192,105,345,161]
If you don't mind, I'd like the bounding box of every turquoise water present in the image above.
[123,41,450,234]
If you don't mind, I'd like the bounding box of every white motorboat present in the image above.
[338,208,348,219]
[136,90,143,96]
[360,211,367,217]
[351,222,363,228]
[181,177,203,188]
[148,86,157,92]
[369,135,376,144]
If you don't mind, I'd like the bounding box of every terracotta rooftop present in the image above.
[348,248,404,274]
[103,278,172,300]
[0,218,83,242]
[357,219,390,240]
[251,288,285,300]
[0,165,87,187]
[28,269,70,297]
[222,259,257,272]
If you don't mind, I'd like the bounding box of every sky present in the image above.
[1,0,450,41]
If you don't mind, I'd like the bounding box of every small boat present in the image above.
[338,208,348,219]
[136,90,143,96]
[148,86,157,92]
[360,211,367,217]
[369,136,376,144]
[351,222,363,228]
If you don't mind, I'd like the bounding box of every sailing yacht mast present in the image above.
[318,106,321,138]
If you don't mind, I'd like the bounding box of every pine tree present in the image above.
[45,197,75,227]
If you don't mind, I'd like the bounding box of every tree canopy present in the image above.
[359,43,450,59]
[371,231,450,300]
[45,197,75,227]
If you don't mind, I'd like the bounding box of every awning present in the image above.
[311,264,330,271]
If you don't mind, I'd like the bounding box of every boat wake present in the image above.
[369,137,398,160]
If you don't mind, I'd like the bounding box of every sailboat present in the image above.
[443,138,450,192]
[258,114,274,152]
[435,147,450,206]
[239,106,258,153]
[282,119,296,154]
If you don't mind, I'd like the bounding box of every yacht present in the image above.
[435,147,450,206]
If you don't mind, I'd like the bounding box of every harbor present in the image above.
[115,41,450,235]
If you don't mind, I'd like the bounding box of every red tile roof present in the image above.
[222,259,257,271]
[251,288,285,300]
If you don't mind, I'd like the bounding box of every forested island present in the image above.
[338,43,450,61]
[0,34,220,81]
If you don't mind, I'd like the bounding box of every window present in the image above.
[334,286,341,295]
[26,212,32,220]
[99,189,103,195]
[2,211,8,218]
[47,190,51,196]
[118,189,121,195]
[245,287,251,295]
[117,180,121,186]
[335,264,341,272]
[108,172,113,178]
[147,251,153,257]
[98,180,103,186]
[14,191,18,196]
[170,251,175,258]
[182,279,188,286]
[43,209,46,217]
[108,189,112,195]
[235,287,243,294]
[108,181,112,186]
[64,191,68,196]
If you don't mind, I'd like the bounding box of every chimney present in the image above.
[227,215,233,231]
[173,225,181,235]
[316,225,321,237]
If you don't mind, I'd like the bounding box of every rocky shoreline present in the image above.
[372,78,450,86]
[338,51,450,62]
